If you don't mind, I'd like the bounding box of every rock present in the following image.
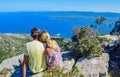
[62,58,75,73]
[0,54,24,72]
[0,53,75,77]
[0,54,43,77]
[76,53,109,77]
[0,54,24,77]
[0,53,109,77]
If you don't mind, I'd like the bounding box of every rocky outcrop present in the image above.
[0,34,31,63]
[76,53,109,77]
[0,54,24,77]
[62,59,75,73]
[0,53,109,77]
[0,54,24,72]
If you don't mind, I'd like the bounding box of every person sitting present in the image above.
[39,31,63,69]
[22,27,46,77]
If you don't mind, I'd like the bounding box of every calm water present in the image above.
[0,12,118,38]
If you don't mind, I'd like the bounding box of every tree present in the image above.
[77,37,102,57]
[95,16,106,25]
[66,26,103,61]
[111,19,120,35]
[72,25,96,42]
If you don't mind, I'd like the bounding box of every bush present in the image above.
[42,65,84,77]
[66,26,104,60]
[72,25,96,42]
[55,40,66,46]
[71,37,103,58]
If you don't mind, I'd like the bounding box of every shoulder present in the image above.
[45,47,52,55]
[39,41,44,45]
[52,40,57,44]
[26,41,33,45]
[51,40,58,46]
[27,41,44,45]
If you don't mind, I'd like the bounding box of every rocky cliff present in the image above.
[0,53,109,77]
[76,53,109,77]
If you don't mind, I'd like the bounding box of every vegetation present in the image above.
[72,25,96,41]
[55,39,67,47]
[66,25,106,61]
[108,66,120,77]
[95,16,106,25]
[111,19,120,35]
[0,34,31,63]
[0,51,9,63]
[0,68,12,77]
[43,65,84,77]
[77,37,102,57]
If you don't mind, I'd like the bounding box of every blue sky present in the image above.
[0,0,120,13]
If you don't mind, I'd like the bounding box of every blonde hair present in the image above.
[40,31,50,42]
[40,31,59,51]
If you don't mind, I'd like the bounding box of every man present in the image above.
[22,27,46,77]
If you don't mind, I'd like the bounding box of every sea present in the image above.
[0,11,120,38]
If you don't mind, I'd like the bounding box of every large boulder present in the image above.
[62,58,75,73]
[0,53,109,77]
[76,53,109,77]
[0,54,24,72]
[0,54,43,77]
[0,53,75,77]
[0,54,24,77]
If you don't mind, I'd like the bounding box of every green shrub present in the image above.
[55,40,66,46]
[80,75,85,77]
[76,37,102,57]
[66,25,105,60]
[0,34,31,63]
[43,65,83,77]
[0,51,9,63]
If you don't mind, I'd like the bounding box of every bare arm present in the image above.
[22,55,29,77]
[45,48,53,64]
[46,48,52,55]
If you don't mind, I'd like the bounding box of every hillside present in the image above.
[0,33,120,77]
[0,34,31,63]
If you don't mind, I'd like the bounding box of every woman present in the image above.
[40,31,63,69]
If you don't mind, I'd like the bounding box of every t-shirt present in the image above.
[23,41,46,73]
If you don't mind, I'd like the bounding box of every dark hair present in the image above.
[31,27,40,39]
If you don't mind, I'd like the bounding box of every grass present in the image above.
[0,68,12,76]
[0,51,9,63]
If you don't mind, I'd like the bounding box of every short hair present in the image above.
[31,27,40,39]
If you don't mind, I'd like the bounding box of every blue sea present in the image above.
[0,12,119,38]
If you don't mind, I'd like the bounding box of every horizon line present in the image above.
[0,10,120,14]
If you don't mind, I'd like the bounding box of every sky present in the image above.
[0,0,120,13]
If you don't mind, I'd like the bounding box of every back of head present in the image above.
[40,31,59,51]
[39,31,50,42]
[31,27,40,39]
